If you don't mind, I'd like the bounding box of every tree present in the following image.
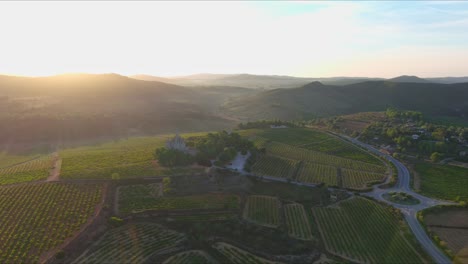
[430,152,443,163]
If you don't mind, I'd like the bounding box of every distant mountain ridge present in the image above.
[130,73,468,88]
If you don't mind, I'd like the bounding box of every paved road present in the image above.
[344,136,453,264]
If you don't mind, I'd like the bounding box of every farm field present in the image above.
[422,207,468,262]
[118,185,239,214]
[312,197,425,263]
[284,203,313,240]
[242,128,383,165]
[165,212,238,222]
[60,134,206,179]
[341,169,385,190]
[0,154,55,185]
[243,195,281,228]
[250,155,299,179]
[0,152,39,168]
[267,142,385,173]
[414,163,468,201]
[0,182,104,264]
[296,162,337,186]
[213,242,280,264]
[163,250,216,264]
[73,223,185,264]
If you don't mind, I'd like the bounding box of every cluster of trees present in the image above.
[154,148,193,167]
[237,120,303,129]
[385,108,423,121]
[155,131,257,167]
[188,131,255,166]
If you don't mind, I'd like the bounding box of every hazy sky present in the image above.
[1,1,468,78]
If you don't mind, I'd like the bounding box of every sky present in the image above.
[1,1,468,78]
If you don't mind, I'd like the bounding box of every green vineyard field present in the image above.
[284,203,313,240]
[312,197,425,263]
[415,162,468,201]
[0,152,40,169]
[60,134,205,179]
[243,195,281,228]
[296,162,337,186]
[0,155,55,185]
[73,223,185,264]
[267,142,385,173]
[163,250,216,264]
[118,185,240,214]
[213,242,279,264]
[251,155,299,179]
[341,169,385,190]
[0,182,104,263]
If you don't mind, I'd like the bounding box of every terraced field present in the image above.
[284,203,313,240]
[118,185,239,214]
[0,182,104,263]
[213,242,280,264]
[312,197,425,263]
[0,155,55,185]
[251,155,299,179]
[163,250,216,264]
[73,223,185,264]
[341,169,385,190]
[243,195,281,228]
[296,162,337,186]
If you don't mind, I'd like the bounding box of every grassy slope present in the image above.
[414,163,468,201]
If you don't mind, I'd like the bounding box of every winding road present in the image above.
[344,136,454,264]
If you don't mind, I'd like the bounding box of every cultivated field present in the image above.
[423,207,468,262]
[312,197,425,263]
[243,128,383,165]
[0,152,40,168]
[60,134,205,179]
[163,250,216,264]
[341,169,385,190]
[415,163,468,201]
[243,195,281,228]
[213,242,280,264]
[73,223,185,264]
[267,142,385,173]
[0,182,104,263]
[284,203,313,240]
[0,154,55,185]
[118,185,239,214]
[251,155,299,179]
[296,162,337,186]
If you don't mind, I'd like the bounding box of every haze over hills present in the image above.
[2,72,468,151]
[130,73,468,89]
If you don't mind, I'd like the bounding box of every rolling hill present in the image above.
[221,81,468,120]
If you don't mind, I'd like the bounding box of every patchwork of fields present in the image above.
[312,197,426,263]
[212,242,279,264]
[0,182,104,263]
[245,128,387,190]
